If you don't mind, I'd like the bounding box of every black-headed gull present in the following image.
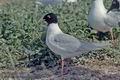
[36,0,62,5]
[65,0,77,3]
[88,0,120,43]
[43,13,110,76]
[36,0,77,5]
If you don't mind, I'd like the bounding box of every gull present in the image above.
[36,0,77,5]
[88,0,120,43]
[64,0,77,3]
[43,13,110,76]
[36,0,62,5]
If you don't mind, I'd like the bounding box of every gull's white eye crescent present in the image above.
[47,15,51,18]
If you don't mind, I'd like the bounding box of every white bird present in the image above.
[43,13,110,76]
[36,0,62,5]
[65,0,77,3]
[88,0,120,43]
[36,0,77,5]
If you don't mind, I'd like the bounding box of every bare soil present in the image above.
[0,60,120,80]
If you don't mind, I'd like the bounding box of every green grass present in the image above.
[0,0,120,70]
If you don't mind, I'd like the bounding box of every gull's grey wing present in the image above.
[52,33,109,53]
[53,33,81,52]
[104,11,120,27]
[77,41,110,51]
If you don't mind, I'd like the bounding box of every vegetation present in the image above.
[0,0,120,70]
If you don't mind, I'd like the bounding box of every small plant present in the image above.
[0,0,119,71]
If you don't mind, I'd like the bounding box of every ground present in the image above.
[0,0,120,80]
[0,60,120,80]
[0,0,9,5]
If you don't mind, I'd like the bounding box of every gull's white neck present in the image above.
[47,23,62,36]
[91,0,107,14]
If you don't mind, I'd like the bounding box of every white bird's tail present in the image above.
[80,41,111,51]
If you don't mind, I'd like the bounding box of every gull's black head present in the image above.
[107,0,120,13]
[43,13,58,25]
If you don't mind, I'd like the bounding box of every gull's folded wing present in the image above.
[50,33,110,53]
[51,33,81,52]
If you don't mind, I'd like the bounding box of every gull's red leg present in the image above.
[61,58,64,79]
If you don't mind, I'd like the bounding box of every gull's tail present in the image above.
[92,41,111,50]
[80,41,111,51]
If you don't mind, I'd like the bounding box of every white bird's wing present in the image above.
[104,11,120,27]
[52,33,81,52]
[51,33,109,53]
[77,41,110,52]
